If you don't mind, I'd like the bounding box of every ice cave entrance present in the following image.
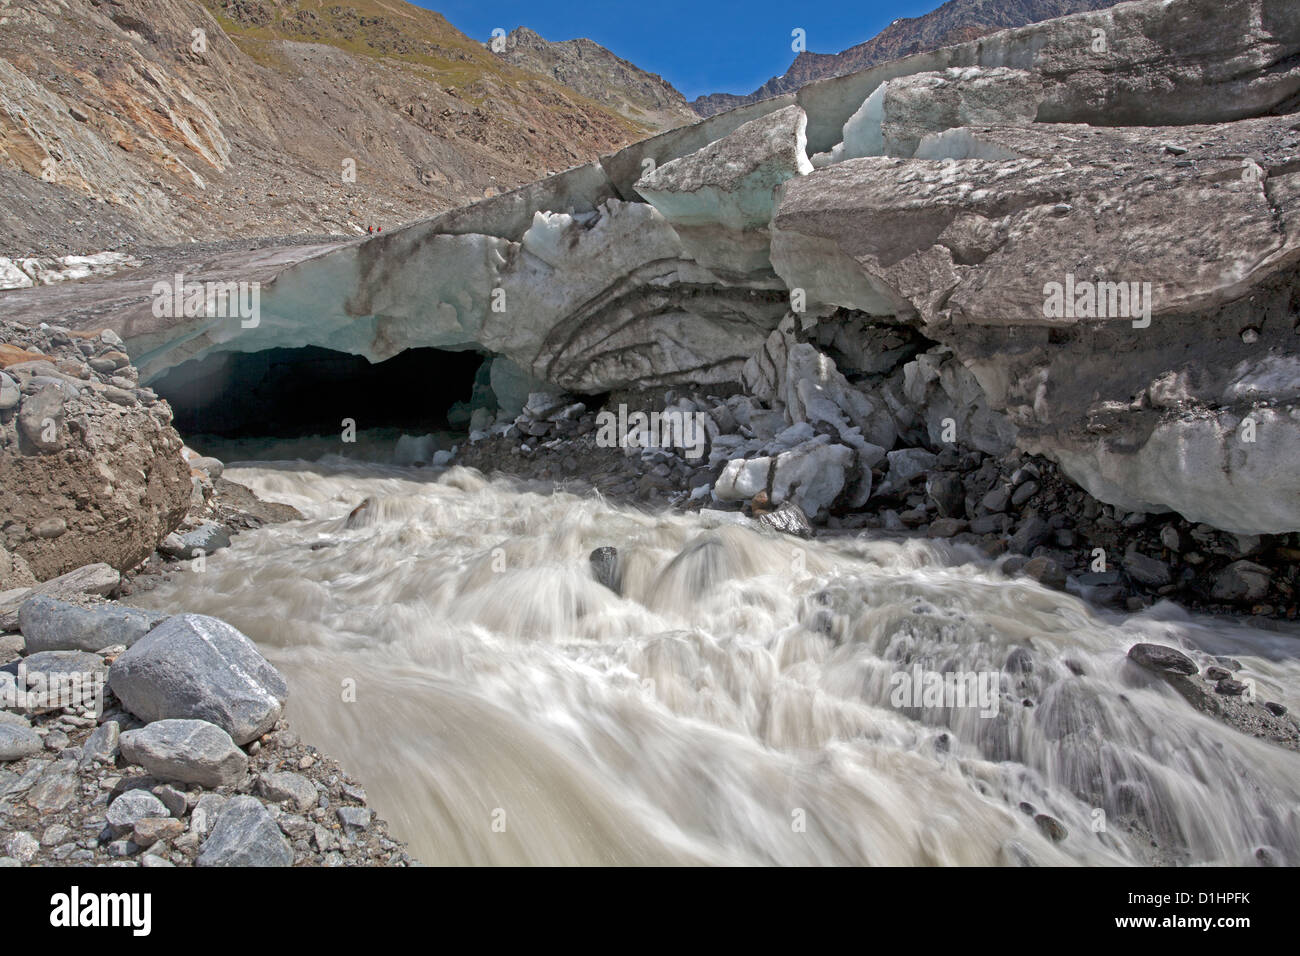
[150,345,489,464]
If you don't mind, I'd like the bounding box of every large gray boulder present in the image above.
[0,724,42,762]
[108,614,287,745]
[119,719,249,788]
[105,789,170,838]
[18,596,160,653]
[196,796,293,867]
[0,562,120,631]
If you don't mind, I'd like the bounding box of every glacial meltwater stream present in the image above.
[129,459,1300,866]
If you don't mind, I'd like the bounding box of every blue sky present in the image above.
[421,0,944,101]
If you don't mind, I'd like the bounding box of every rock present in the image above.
[6,648,106,681]
[970,513,1010,535]
[0,724,43,761]
[1009,516,1050,555]
[131,817,184,848]
[4,831,38,862]
[1210,560,1272,603]
[1127,643,1198,677]
[886,448,937,485]
[40,824,71,847]
[714,456,773,502]
[159,522,231,559]
[106,789,171,837]
[0,563,120,631]
[770,439,855,519]
[151,784,188,818]
[1033,813,1068,843]
[78,720,120,768]
[1160,525,1191,553]
[189,456,224,480]
[18,596,159,652]
[926,473,965,518]
[26,767,78,811]
[1215,678,1248,696]
[927,517,968,538]
[17,382,69,453]
[1123,553,1173,589]
[1010,481,1039,508]
[1,340,189,580]
[197,796,293,867]
[108,614,288,744]
[1023,556,1066,590]
[0,371,18,410]
[980,486,1010,514]
[337,806,372,830]
[257,771,317,812]
[190,793,227,839]
[118,719,249,788]
[589,547,620,593]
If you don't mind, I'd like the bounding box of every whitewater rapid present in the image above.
[128,459,1300,866]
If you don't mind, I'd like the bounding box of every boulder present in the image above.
[108,614,287,745]
[1123,553,1174,590]
[0,329,190,580]
[119,719,249,788]
[1210,560,1272,603]
[197,796,293,867]
[159,522,231,559]
[106,789,170,838]
[589,547,621,594]
[18,596,160,652]
[1127,643,1198,677]
[770,439,855,519]
[0,724,42,762]
[0,562,119,631]
[257,771,317,812]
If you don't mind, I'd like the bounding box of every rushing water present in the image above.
[129,457,1300,866]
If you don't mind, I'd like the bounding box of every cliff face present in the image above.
[0,0,655,256]
[490,27,697,133]
[691,0,1125,116]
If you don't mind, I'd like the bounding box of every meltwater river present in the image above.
[129,458,1300,865]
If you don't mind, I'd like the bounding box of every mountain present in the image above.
[0,0,659,256]
[489,27,697,132]
[692,0,1126,116]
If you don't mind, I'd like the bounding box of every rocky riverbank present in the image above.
[0,599,413,867]
[0,321,412,866]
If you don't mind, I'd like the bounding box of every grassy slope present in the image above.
[199,0,649,136]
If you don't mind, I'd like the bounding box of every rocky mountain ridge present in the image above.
[0,0,666,257]
[692,0,1126,116]
[489,26,697,132]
